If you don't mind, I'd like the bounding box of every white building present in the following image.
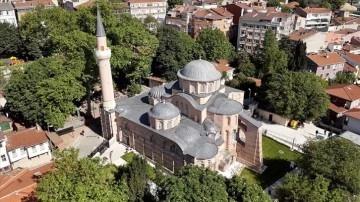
[0,3,17,27]
[128,0,167,23]
[295,7,331,29]
[238,11,294,53]
[0,127,51,173]
[288,28,327,53]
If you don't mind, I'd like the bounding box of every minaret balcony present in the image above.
[95,47,111,60]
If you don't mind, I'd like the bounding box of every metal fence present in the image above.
[88,140,109,158]
[263,129,303,152]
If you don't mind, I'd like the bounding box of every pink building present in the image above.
[306,52,346,80]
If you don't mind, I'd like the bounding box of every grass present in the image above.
[240,136,301,188]
[122,151,136,163]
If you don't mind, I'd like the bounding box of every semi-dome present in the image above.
[148,102,180,120]
[202,118,220,134]
[195,142,218,160]
[177,59,222,82]
[149,85,166,99]
[175,126,201,146]
[208,96,243,115]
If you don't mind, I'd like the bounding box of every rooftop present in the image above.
[333,17,360,25]
[128,0,165,3]
[343,62,358,73]
[240,11,291,22]
[334,28,357,35]
[6,128,48,151]
[340,51,360,64]
[288,28,318,41]
[12,0,55,8]
[345,108,360,120]
[285,1,299,8]
[193,7,233,19]
[306,52,346,67]
[0,2,14,11]
[212,59,234,73]
[326,84,360,102]
[298,7,331,14]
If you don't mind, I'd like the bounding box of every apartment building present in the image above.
[238,11,294,53]
[0,127,51,173]
[288,28,327,53]
[295,7,332,29]
[0,3,17,26]
[192,7,233,39]
[165,5,201,34]
[306,52,346,80]
[12,0,55,21]
[128,0,167,23]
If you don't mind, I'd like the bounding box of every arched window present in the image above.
[158,121,164,130]
[170,144,177,153]
[227,117,231,125]
[167,120,172,129]
[232,129,237,141]
[150,135,156,144]
[200,84,205,93]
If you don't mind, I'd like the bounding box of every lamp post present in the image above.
[248,88,251,99]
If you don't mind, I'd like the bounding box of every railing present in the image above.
[88,140,109,158]
[263,130,303,152]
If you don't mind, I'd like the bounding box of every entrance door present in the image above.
[269,114,273,122]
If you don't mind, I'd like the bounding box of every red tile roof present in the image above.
[6,128,48,151]
[299,7,331,14]
[307,52,346,67]
[285,1,299,8]
[345,108,360,119]
[343,63,358,73]
[193,7,233,19]
[329,102,347,114]
[213,59,234,73]
[341,51,360,64]
[0,163,54,201]
[12,0,55,8]
[248,77,261,87]
[288,28,318,41]
[222,3,249,25]
[326,84,360,101]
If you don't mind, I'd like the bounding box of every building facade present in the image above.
[165,5,201,34]
[295,7,332,29]
[128,0,167,23]
[12,0,55,21]
[306,52,346,80]
[238,11,294,53]
[0,3,17,26]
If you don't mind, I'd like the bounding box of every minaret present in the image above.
[95,7,117,141]
[95,8,116,111]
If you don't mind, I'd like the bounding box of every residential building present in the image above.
[328,42,343,52]
[238,11,294,53]
[0,163,53,201]
[212,59,235,84]
[343,109,360,134]
[0,127,52,173]
[59,0,88,7]
[326,84,360,124]
[288,28,327,53]
[128,0,167,23]
[295,7,332,29]
[165,5,201,34]
[190,0,218,9]
[12,0,55,21]
[237,0,266,8]
[333,16,360,26]
[338,51,360,78]
[192,7,233,39]
[97,4,264,174]
[0,3,17,26]
[306,52,346,80]
[343,43,360,54]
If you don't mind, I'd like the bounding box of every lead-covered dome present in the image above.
[208,96,243,115]
[148,102,180,120]
[177,59,222,82]
[149,85,166,99]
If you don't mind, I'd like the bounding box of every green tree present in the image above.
[257,71,329,120]
[0,22,21,57]
[276,173,330,202]
[153,26,196,80]
[233,51,256,77]
[328,71,356,85]
[267,0,281,7]
[158,166,229,202]
[196,28,234,61]
[144,15,159,32]
[37,149,129,202]
[261,30,288,75]
[290,41,307,71]
[325,0,345,9]
[227,175,272,202]
[319,1,332,8]
[167,0,184,9]
[297,138,360,195]
[4,56,85,128]
[226,73,256,98]
[281,5,292,13]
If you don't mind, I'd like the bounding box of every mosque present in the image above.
[95,9,263,173]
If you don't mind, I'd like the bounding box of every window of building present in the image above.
[32,146,37,153]
[167,120,172,129]
[327,66,330,69]
[322,66,325,70]
[0,142,2,148]
[20,147,25,155]
[227,117,231,125]
[12,150,17,158]
[40,143,45,151]
[326,73,329,77]
[232,129,237,141]
[170,145,177,153]
[1,155,6,162]
[247,39,252,43]
[159,121,163,130]
[150,135,156,144]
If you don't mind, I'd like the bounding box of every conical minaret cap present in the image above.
[96,5,106,37]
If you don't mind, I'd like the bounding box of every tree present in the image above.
[290,41,307,71]
[0,22,21,57]
[143,15,159,32]
[232,51,256,77]
[4,56,85,128]
[167,0,183,9]
[297,138,360,195]
[261,30,288,76]
[153,26,196,80]
[267,0,281,7]
[325,0,345,9]
[158,166,229,202]
[227,176,272,202]
[37,149,129,202]
[328,71,356,85]
[257,71,329,121]
[196,28,234,61]
[226,73,256,98]
[319,1,332,8]
[281,6,292,13]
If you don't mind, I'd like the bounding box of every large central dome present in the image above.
[177,59,222,82]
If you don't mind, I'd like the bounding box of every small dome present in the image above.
[202,118,220,134]
[177,59,221,82]
[175,126,201,145]
[149,85,166,99]
[208,96,243,115]
[148,102,180,120]
[195,142,218,160]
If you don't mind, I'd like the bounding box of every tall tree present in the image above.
[261,29,288,76]
[153,26,196,80]
[232,51,256,77]
[196,28,234,61]
[0,22,21,57]
[37,149,129,202]
[290,41,307,71]
[297,138,360,195]
[4,56,85,128]
[267,0,281,7]
[257,71,329,120]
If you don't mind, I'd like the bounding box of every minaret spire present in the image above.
[96,5,106,37]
